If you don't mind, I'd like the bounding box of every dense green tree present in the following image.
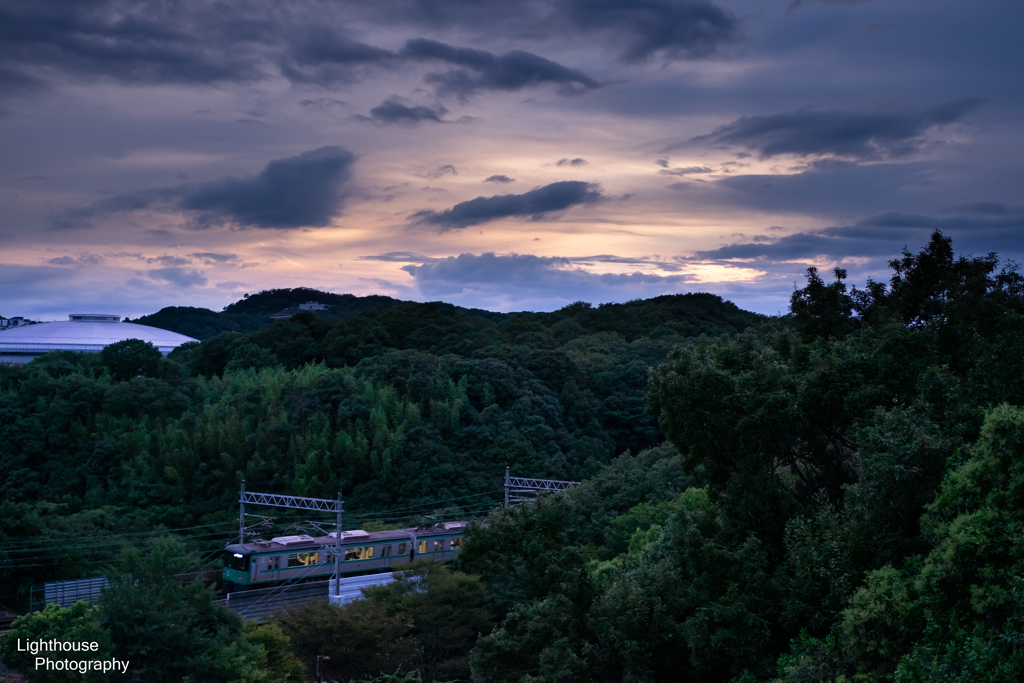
[0,602,113,683]
[789,267,857,340]
[99,339,163,382]
[98,537,267,683]
[278,562,492,683]
[841,405,1024,681]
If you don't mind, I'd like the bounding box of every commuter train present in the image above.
[221,522,467,590]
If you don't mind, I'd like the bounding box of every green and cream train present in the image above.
[221,522,467,590]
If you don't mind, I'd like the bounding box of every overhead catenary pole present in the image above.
[334,490,342,598]
[503,469,581,507]
[239,480,246,544]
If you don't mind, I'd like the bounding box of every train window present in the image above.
[398,543,407,555]
[450,538,464,549]
[418,541,427,554]
[344,546,374,561]
[433,540,444,552]
[227,553,249,571]
[381,545,391,557]
[287,552,319,568]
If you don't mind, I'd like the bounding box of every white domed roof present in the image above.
[0,316,197,359]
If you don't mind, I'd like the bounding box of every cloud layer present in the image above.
[401,252,694,310]
[687,99,983,161]
[411,181,604,231]
[402,39,601,98]
[696,205,1024,263]
[52,146,356,230]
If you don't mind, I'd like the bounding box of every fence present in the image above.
[329,572,397,606]
[224,572,398,622]
[225,580,331,622]
[44,577,109,608]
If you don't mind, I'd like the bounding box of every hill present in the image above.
[133,288,761,341]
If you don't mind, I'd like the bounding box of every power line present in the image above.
[0,490,503,569]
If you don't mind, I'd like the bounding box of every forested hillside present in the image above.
[462,232,1024,682]
[0,291,758,596]
[4,232,1024,682]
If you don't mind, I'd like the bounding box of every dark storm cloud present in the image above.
[0,0,273,88]
[51,146,356,230]
[0,264,71,301]
[0,0,718,101]
[280,27,398,85]
[356,97,449,124]
[711,161,940,217]
[0,66,43,97]
[401,39,600,98]
[686,99,984,161]
[170,146,356,228]
[147,267,208,288]
[788,0,874,9]
[695,225,919,261]
[340,0,738,64]
[48,189,175,230]
[695,208,1024,263]
[560,0,739,63]
[485,175,515,183]
[401,252,694,305]
[941,202,1024,217]
[857,210,1024,230]
[555,158,588,167]
[410,181,604,231]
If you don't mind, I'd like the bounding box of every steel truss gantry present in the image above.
[504,466,580,507]
[238,481,344,597]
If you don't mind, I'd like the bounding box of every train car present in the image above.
[221,522,467,590]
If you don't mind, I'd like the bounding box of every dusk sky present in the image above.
[2,0,1022,319]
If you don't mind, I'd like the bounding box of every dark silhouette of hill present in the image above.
[136,288,762,341]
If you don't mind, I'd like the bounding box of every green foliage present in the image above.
[4,233,1024,682]
[790,267,857,340]
[774,630,850,683]
[0,540,295,683]
[99,537,265,683]
[0,602,113,682]
[363,562,495,683]
[464,233,1024,683]
[99,339,163,382]
[1,287,755,599]
[242,621,305,683]
[278,562,493,683]
[846,405,1024,681]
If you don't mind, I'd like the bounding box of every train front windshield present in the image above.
[226,552,249,571]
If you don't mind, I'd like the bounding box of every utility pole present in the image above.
[504,466,510,508]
